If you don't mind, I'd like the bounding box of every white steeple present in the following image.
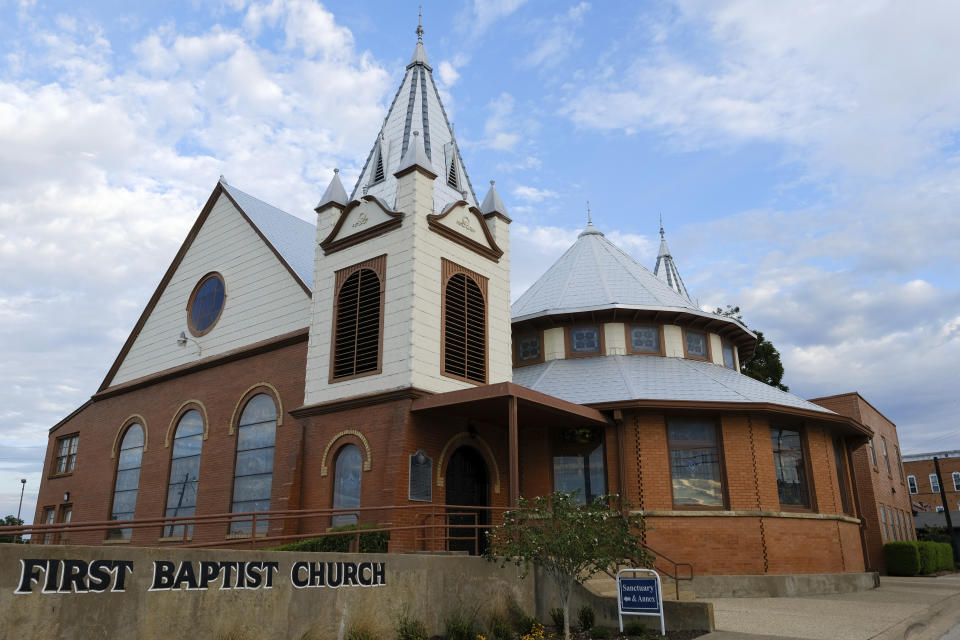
[653,216,692,302]
[350,14,476,211]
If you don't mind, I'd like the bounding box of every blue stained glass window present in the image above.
[230,394,276,535]
[109,423,144,540]
[164,409,203,538]
[332,444,363,527]
[189,274,225,334]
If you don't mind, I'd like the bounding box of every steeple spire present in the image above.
[350,14,476,210]
[653,219,691,301]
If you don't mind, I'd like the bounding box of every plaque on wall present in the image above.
[409,450,432,502]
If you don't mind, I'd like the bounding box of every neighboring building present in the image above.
[809,393,916,572]
[902,450,960,514]
[913,510,960,549]
[34,24,877,576]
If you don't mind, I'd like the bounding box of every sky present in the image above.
[2,0,960,521]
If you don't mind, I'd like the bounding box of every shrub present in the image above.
[444,608,479,640]
[549,608,564,631]
[268,524,389,553]
[346,623,379,640]
[577,605,595,631]
[884,541,920,576]
[623,620,647,637]
[935,542,954,571]
[919,541,939,574]
[506,598,537,636]
[395,613,427,640]
[590,627,612,639]
[487,611,512,640]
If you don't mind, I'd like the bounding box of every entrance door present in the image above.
[445,446,490,554]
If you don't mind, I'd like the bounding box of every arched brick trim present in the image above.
[165,400,210,447]
[320,430,372,477]
[436,432,501,495]
[228,383,284,435]
[111,415,148,459]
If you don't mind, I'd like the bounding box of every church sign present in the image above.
[14,557,386,595]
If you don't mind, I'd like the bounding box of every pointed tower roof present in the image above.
[350,14,476,210]
[479,180,510,219]
[512,223,701,320]
[315,168,348,210]
[653,218,691,302]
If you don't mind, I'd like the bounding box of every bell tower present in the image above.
[303,19,512,407]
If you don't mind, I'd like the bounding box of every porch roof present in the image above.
[410,381,608,428]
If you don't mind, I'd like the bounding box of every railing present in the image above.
[0,504,508,555]
[605,542,694,600]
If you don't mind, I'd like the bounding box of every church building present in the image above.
[34,24,878,576]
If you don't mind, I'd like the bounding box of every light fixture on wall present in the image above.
[176,331,202,356]
[63,491,70,502]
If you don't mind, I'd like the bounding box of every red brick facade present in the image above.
[810,393,916,572]
[902,453,960,513]
[38,335,871,576]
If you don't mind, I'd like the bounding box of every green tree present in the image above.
[0,515,24,543]
[485,493,651,640]
[715,305,789,392]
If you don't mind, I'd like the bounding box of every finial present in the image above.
[490,180,495,186]
[587,200,592,225]
[219,174,227,184]
[334,168,339,174]
[659,213,665,239]
[416,6,424,42]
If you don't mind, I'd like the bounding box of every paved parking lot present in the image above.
[699,574,960,640]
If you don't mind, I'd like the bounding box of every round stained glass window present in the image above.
[187,272,226,336]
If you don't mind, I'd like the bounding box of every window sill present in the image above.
[635,509,861,525]
[102,539,131,545]
[47,472,74,480]
[158,536,192,543]
[224,532,268,540]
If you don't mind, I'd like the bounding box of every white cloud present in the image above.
[461,0,529,36]
[512,185,558,202]
[524,2,590,69]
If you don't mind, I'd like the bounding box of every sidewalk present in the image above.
[697,574,960,640]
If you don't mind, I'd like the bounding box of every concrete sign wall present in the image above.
[0,544,533,640]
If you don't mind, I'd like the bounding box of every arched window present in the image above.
[164,409,203,538]
[109,423,144,540]
[332,261,383,380]
[230,394,276,535]
[442,263,487,384]
[332,444,363,528]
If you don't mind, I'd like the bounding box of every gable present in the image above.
[104,187,312,388]
[319,195,403,255]
[426,201,503,262]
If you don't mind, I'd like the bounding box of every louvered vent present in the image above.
[333,268,381,379]
[443,273,486,383]
[447,156,458,189]
[373,150,385,183]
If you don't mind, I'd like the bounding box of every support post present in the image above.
[508,396,519,507]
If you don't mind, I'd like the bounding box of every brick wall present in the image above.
[903,455,960,512]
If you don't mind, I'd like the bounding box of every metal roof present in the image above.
[350,24,476,210]
[513,354,834,413]
[223,183,316,288]
[512,223,703,320]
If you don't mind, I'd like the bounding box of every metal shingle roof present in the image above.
[511,225,701,320]
[513,355,834,413]
[223,183,316,289]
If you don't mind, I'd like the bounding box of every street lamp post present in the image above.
[17,478,26,523]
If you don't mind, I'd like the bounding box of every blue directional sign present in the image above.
[618,577,660,613]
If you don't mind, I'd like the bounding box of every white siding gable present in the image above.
[328,199,397,243]
[110,192,311,386]
[432,204,494,250]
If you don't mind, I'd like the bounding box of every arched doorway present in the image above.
[445,446,490,554]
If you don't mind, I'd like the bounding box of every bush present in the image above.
[590,627,612,639]
[935,542,954,571]
[884,541,920,576]
[549,608,564,631]
[577,605,595,631]
[919,541,939,574]
[487,611,512,640]
[346,624,379,640]
[506,598,538,636]
[395,613,427,640]
[623,620,648,637]
[444,608,479,640]
[268,524,389,553]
